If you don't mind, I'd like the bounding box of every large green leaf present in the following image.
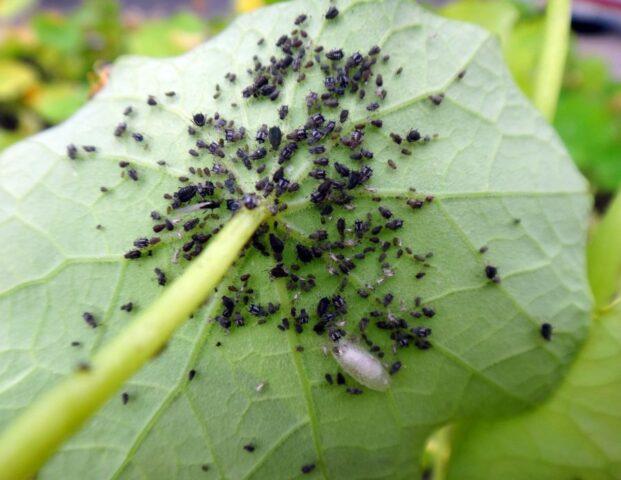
[0,0,590,478]
[446,303,621,480]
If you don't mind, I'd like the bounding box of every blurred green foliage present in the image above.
[441,0,621,195]
[557,57,621,193]
[0,0,225,150]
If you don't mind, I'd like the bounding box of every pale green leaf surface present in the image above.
[446,304,621,480]
[0,0,590,478]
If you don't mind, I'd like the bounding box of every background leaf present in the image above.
[0,59,38,101]
[126,12,207,57]
[25,82,89,123]
[0,0,590,477]
[556,58,621,194]
[446,303,621,480]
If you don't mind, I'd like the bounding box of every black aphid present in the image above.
[83,312,97,328]
[334,162,350,177]
[124,250,141,260]
[429,94,444,106]
[407,129,421,142]
[193,113,206,127]
[294,14,307,25]
[127,169,139,181]
[301,464,316,474]
[296,244,313,263]
[120,302,133,312]
[121,392,129,405]
[386,219,403,230]
[243,444,255,452]
[67,144,78,160]
[378,206,393,219]
[278,105,289,120]
[325,5,339,19]
[346,387,363,395]
[177,185,197,202]
[325,373,334,385]
[147,95,157,106]
[326,49,344,61]
[188,369,197,381]
[76,361,91,372]
[389,361,402,375]
[485,265,498,280]
[269,233,285,257]
[154,268,167,286]
[269,126,282,150]
[114,122,127,137]
[133,237,149,249]
[540,322,553,341]
[131,133,143,142]
[422,307,435,318]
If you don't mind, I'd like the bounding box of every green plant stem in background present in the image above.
[533,0,571,120]
[588,193,621,309]
[0,206,268,480]
[422,425,454,480]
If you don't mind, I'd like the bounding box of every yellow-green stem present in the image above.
[588,193,621,309]
[421,425,454,480]
[0,206,268,479]
[533,0,571,121]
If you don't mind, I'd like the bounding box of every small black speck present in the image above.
[154,268,167,286]
[540,322,553,341]
[389,361,402,375]
[120,302,133,312]
[485,265,498,280]
[82,312,97,328]
[325,6,339,19]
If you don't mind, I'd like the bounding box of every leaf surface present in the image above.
[0,0,590,478]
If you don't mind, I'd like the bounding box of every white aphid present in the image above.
[332,339,390,391]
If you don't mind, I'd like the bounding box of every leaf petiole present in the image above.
[533,0,571,121]
[0,206,268,480]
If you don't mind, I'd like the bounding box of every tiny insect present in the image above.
[326,5,339,18]
[540,322,553,341]
[332,339,390,391]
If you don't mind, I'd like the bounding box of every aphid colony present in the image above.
[66,4,554,473]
